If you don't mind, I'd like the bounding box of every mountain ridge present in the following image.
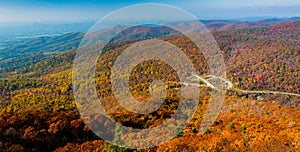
[1,17,299,60]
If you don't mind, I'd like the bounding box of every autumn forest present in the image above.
[0,19,299,152]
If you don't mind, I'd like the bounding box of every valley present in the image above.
[0,18,299,151]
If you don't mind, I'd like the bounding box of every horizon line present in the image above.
[0,16,299,24]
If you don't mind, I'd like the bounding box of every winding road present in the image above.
[179,74,300,97]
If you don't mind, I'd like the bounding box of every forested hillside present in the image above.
[0,21,299,151]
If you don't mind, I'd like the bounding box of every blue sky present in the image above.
[0,0,299,22]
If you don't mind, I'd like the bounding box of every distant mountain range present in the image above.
[191,16,300,31]
[0,32,83,59]
[1,17,299,60]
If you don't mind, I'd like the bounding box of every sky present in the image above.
[0,0,299,23]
